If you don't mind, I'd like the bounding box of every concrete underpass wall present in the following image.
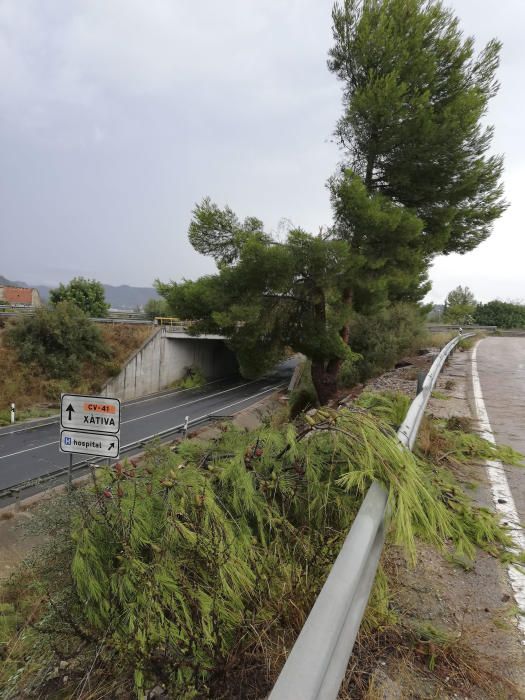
[101,329,238,401]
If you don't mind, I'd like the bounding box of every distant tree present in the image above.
[329,0,507,258]
[6,302,111,380]
[427,305,444,323]
[474,300,525,329]
[49,277,109,317]
[143,298,170,320]
[443,286,476,324]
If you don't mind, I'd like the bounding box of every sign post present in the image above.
[60,394,121,486]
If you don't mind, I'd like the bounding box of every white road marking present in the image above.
[471,341,525,642]
[120,376,229,408]
[0,440,59,461]
[0,382,280,461]
[121,380,258,425]
[203,385,280,417]
[134,384,283,444]
[0,377,233,438]
[0,420,58,437]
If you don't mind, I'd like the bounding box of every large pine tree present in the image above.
[159,1,507,404]
[329,0,507,256]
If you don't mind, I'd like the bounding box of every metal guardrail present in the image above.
[0,306,151,322]
[160,322,192,334]
[270,333,475,700]
[426,324,496,333]
[0,413,220,502]
[0,380,286,502]
[91,317,153,325]
[0,305,34,314]
[397,332,474,449]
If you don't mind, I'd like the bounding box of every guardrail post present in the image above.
[68,454,73,490]
[416,371,426,396]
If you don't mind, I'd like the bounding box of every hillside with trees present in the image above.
[0,311,152,424]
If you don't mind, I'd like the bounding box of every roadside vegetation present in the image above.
[49,277,110,318]
[474,300,525,328]
[442,286,477,325]
[0,390,522,699]
[0,309,152,425]
[143,297,170,321]
[430,286,525,329]
[0,0,515,697]
[169,366,207,390]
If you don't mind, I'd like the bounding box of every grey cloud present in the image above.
[0,0,522,302]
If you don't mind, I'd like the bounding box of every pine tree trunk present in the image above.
[311,361,339,405]
[310,289,353,405]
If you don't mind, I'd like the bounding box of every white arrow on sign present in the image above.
[60,430,120,458]
[60,393,120,434]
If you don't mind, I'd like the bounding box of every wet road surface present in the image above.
[474,336,525,527]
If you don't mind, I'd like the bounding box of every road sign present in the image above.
[60,394,120,434]
[60,430,120,458]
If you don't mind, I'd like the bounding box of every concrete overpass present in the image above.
[101,323,237,402]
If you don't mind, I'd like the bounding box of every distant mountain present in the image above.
[37,284,160,310]
[102,284,160,310]
[0,275,28,288]
[2,275,160,310]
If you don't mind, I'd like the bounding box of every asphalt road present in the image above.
[0,369,291,494]
[474,336,525,525]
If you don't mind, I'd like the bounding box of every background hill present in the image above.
[1,276,160,310]
[0,275,28,288]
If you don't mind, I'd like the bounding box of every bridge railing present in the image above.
[269,332,475,700]
[0,305,151,323]
[426,323,497,333]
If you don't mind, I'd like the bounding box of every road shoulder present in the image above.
[356,345,525,698]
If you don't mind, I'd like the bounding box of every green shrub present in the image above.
[49,277,109,317]
[42,378,72,401]
[349,302,426,380]
[144,297,170,320]
[65,409,517,696]
[338,354,361,388]
[289,386,318,417]
[474,300,525,328]
[170,366,206,390]
[6,302,111,381]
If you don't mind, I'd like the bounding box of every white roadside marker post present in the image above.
[10,403,15,424]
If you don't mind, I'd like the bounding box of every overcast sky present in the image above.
[0,0,523,304]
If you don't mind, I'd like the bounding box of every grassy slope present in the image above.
[0,323,152,424]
